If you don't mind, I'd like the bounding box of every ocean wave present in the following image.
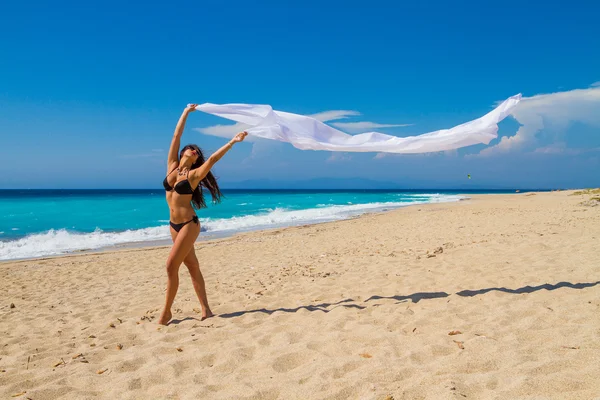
[201,194,464,233]
[0,194,464,261]
[0,226,170,261]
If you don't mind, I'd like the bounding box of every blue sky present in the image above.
[1,0,599,189]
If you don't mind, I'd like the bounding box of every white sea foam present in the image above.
[202,195,462,233]
[0,226,170,261]
[0,194,464,261]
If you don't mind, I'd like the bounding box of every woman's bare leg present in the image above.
[159,222,200,325]
[183,247,213,320]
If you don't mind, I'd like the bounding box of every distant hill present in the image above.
[220,178,403,190]
[219,178,545,191]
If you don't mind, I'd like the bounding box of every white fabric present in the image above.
[195,94,521,154]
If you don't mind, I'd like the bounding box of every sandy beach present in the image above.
[1,190,599,400]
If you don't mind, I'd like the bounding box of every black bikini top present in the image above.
[163,167,195,195]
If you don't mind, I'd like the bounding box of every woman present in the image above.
[159,103,247,325]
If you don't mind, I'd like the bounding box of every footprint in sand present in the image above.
[272,352,310,373]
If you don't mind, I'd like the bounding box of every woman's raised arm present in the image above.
[167,104,197,170]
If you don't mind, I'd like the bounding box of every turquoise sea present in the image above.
[0,189,522,260]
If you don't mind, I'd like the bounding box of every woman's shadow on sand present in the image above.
[217,280,600,319]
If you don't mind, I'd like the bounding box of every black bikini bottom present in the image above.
[170,215,199,232]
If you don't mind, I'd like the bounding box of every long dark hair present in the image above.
[180,144,224,209]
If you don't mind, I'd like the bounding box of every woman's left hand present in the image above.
[185,104,198,113]
[231,131,248,143]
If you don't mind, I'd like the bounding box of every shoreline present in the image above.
[0,192,475,263]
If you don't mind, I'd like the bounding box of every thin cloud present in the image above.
[533,143,600,156]
[332,121,413,132]
[309,110,360,122]
[194,122,250,139]
[242,139,284,163]
[373,149,452,159]
[326,152,352,162]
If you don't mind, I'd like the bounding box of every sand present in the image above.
[1,190,599,400]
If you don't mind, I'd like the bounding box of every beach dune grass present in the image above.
[570,187,600,196]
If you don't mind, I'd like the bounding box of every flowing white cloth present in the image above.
[195,94,521,154]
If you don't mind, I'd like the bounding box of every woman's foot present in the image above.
[201,309,214,321]
[158,309,172,325]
